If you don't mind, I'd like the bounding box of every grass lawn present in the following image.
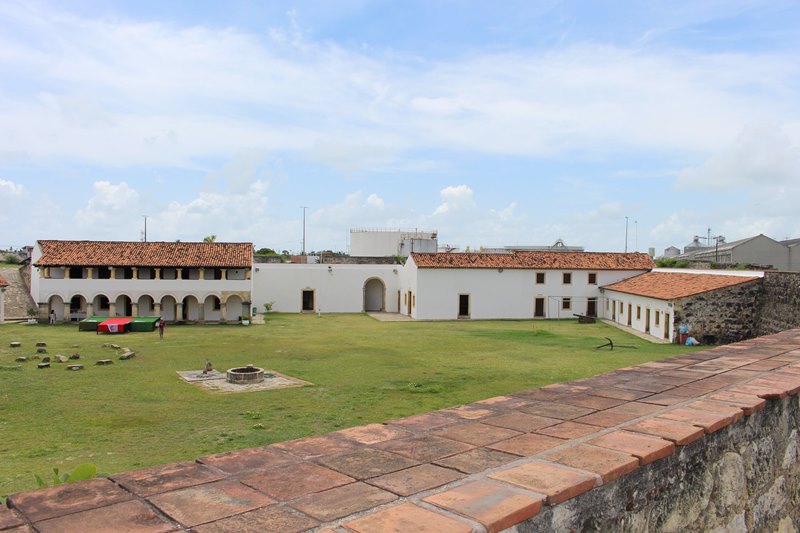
[0,314,702,496]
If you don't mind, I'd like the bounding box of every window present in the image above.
[69,267,83,279]
[655,311,660,326]
[211,296,221,311]
[605,299,609,310]
[636,306,641,320]
[620,302,624,313]
[562,297,571,310]
[536,272,545,284]
[588,272,597,285]
[562,272,572,284]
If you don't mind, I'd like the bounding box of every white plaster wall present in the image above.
[251,264,400,313]
[350,231,402,257]
[602,289,675,341]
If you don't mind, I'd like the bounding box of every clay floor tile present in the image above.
[433,447,520,474]
[559,394,627,410]
[613,381,675,394]
[8,477,133,523]
[489,461,597,505]
[537,421,602,440]
[147,479,274,527]
[541,443,639,483]
[385,412,457,432]
[487,433,565,457]
[367,464,464,496]
[768,375,800,395]
[424,480,543,533]
[433,423,522,446]
[191,505,319,533]
[197,447,295,475]
[572,410,639,428]
[333,423,412,445]
[270,435,356,459]
[440,405,497,420]
[238,461,354,501]
[473,396,534,410]
[639,392,693,406]
[482,411,561,432]
[664,386,710,398]
[728,383,789,400]
[588,430,675,465]
[706,391,766,415]
[520,402,596,420]
[32,500,174,533]
[587,388,653,401]
[624,417,705,446]
[0,504,25,530]
[511,389,571,402]
[608,401,664,417]
[342,502,472,533]
[315,448,420,479]
[290,482,397,522]
[685,400,744,423]
[110,461,224,497]
[376,435,474,462]
[1,526,32,533]
[657,408,734,434]
[740,360,788,372]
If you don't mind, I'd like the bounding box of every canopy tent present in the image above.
[131,316,160,332]
[78,316,105,332]
[97,317,133,334]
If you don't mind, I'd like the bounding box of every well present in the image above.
[226,364,265,384]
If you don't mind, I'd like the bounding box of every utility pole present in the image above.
[142,215,148,242]
[300,206,308,262]
[635,220,638,252]
[624,216,630,253]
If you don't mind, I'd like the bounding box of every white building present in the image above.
[600,269,763,342]
[398,251,654,320]
[31,240,253,322]
[0,274,7,323]
[350,228,438,257]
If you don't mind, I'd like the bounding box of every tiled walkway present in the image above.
[3,329,800,532]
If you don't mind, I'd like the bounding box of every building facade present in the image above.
[31,240,253,323]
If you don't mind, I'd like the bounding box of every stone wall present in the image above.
[520,395,800,532]
[757,271,800,336]
[674,279,762,344]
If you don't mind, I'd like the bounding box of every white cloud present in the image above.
[0,178,23,195]
[433,185,475,216]
[366,193,384,209]
[74,181,141,226]
[677,122,800,190]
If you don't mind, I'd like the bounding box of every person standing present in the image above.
[158,319,165,339]
[49,310,56,324]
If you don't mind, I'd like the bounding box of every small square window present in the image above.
[562,297,571,310]
[588,272,597,284]
[563,272,572,284]
[536,272,545,284]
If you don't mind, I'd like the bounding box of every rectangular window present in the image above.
[563,272,572,284]
[636,306,641,320]
[655,311,660,326]
[562,297,571,310]
[620,302,624,313]
[536,272,545,284]
[588,272,597,285]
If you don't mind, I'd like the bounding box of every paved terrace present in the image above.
[3,330,800,532]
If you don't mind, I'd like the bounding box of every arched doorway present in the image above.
[204,295,221,322]
[224,295,243,322]
[115,295,132,317]
[138,295,155,316]
[363,278,386,312]
[183,295,200,321]
[92,294,111,317]
[48,295,65,321]
[161,295,177,321]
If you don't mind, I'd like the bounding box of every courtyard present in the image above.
[0,314,701,496]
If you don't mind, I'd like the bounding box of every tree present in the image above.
[203,235,217,243]
[255,247,278,256]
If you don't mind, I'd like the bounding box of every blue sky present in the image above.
[1,0,798,254]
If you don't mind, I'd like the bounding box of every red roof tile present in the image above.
[410,251,654,271]
[35,240,252,268]
[601,271,759,300]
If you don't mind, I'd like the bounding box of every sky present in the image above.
[1,0,799,255]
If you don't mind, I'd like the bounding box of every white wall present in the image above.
[601,289,675,341]
[350,231,403,257]
[251,264,400,313]
[406,267,648,321]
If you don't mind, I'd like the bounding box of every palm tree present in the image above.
[203,235,217,243]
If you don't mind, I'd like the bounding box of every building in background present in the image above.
[349,228,438,257]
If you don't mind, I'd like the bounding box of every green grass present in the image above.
[0,314,702,496]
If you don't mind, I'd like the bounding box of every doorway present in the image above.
[458,294,470,318]
[587,298,597,317]
[627,303,632,326]
[645,309,651,333]
[534,297,545,318]
[664,313,670,340]
[302,290,315,312]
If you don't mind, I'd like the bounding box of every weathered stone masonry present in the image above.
[674,279,762,344]
[757,271,800,337]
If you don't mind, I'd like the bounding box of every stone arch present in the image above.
[223,294,243,322]
[114,294,132,317]
[203,294,222,322]
[182,295,201,321]
[92,294,111,317]
[363,277,386,312]
[67,294,88,317]
[47,294,66,322]
[137,295,155,316]
[160,295,178,321]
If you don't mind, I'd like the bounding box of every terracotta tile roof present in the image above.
[410,251,654,271]
[0,274,7,287]
[601,271,760,300]
[35,241,253,268]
